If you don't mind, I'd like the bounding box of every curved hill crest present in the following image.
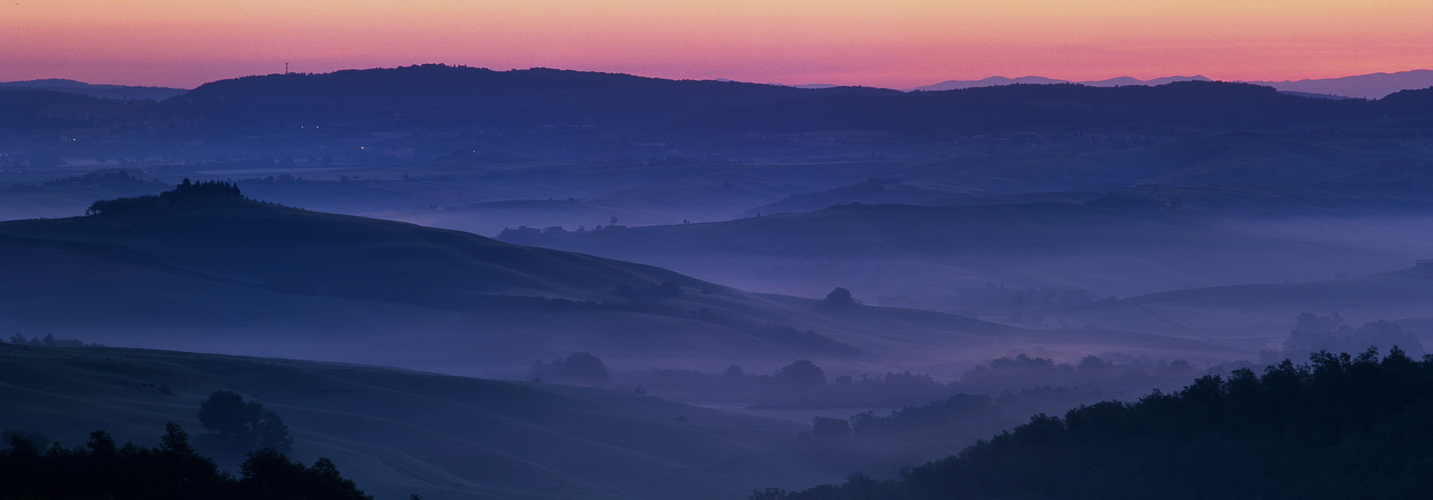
[0,186,1233,377]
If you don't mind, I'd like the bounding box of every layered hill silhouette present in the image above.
[734,132,1433,212]
[1050,264,1433,353]
[691,81,1415,134]
[0,343,836,499]
[497,201,1414,300]
[498,197,1433,363]
[2,65,1430,156]
[159,65,896,134]
[0,185,1229,377]
[914,70,1433,99]
[0,79,188,101]
[914,75,1212,92]
[771,349,1433,499]
[1247,69,1433,99]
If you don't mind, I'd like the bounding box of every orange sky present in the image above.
[2,0,1429,89]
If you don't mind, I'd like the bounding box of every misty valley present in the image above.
[2,66,1433,499]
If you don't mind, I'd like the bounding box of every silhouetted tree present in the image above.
[198,390,250,440]
[0,422,364,500]
[198,390,293,453]
[528,352,610,385]
[810,417,851,438]
[237,449,371,500]
[724,364,745,380]
[1284,312,1425,358]
[775,360,826,388]
[822,287,855,308]
[0,428,49,450]
[253,411,295,453]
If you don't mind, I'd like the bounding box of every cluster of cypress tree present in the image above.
[0,423,371,500]
[86,178,243,215]
[758,348,1433,500]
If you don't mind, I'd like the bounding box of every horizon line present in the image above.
[3,65,1430,93]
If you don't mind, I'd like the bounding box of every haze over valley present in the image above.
[3,61,1432,499]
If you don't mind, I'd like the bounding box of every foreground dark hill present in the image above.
[772,350,1433,499]
[0,343,835,499]
[0,186,1231,377]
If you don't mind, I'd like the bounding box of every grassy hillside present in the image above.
[0,343,838,499]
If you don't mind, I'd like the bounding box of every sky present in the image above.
[1,0,1429,89]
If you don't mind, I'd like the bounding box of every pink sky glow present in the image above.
[1,0,1428,89]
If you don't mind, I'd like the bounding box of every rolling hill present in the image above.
[1049,264,1433,353]
[498,201,1415,300]
[0,187,1236,380]
[0,343,836,499]
[736,132,1433,212]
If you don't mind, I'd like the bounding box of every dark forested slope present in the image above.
[767,348,1433,499]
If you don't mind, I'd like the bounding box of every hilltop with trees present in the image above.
[86,179,243,215]
[759,348,1433,499]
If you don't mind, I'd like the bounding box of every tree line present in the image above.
[0,423,370,500]
[756,347,1433,499]
[86,179,243,215]
[5,333,101,348]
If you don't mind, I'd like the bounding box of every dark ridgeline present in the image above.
[0,79,189,101]
[759,348,1433,500]
[158,65,899,134]
[132,67,1433,135]
[0,64,1429,154]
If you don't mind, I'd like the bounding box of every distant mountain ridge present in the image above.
[1246,70,1433,99]
[160,65,897,129]
[916,70,1433,99]
[126,68,1433,134]
[0,78,188,101]
[1,65,1430,157]
[914,75,1213,91]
